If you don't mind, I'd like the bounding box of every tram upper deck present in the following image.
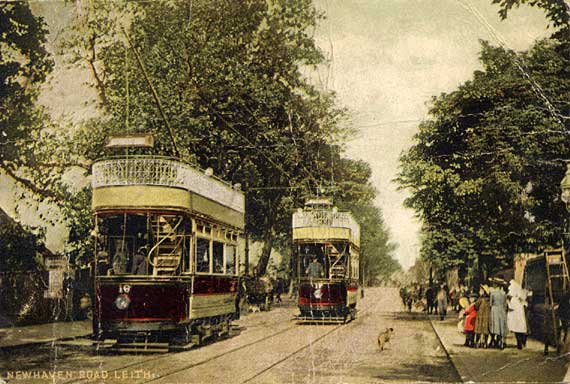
[91,155,244,230]
[292,198,359,247]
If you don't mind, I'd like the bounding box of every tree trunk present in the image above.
[256,223,274,276]
[255,197,278,275]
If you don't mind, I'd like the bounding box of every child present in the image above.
[464,293,478,347]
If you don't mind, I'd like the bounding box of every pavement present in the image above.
[2,306,570,383]
[0,320,92,349]
[431,313,570,383]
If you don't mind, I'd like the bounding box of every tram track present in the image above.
[60,314,299,384]
[141,323,300,384]
[140,310,369,384]
[239,310,369,384]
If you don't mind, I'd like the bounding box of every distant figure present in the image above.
[489,280,508,349]
[306,257,324,279]
[437,284,448,320]
[425,285,436,314]
[275,278,284,304]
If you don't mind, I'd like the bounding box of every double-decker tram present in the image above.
[91,138,244,350]
[292,198,360,323]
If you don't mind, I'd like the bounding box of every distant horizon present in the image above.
[313,0,550,269]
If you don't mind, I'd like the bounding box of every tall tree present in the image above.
[398,39,570,279]
[58,0,364,274]
[0,2,55,199]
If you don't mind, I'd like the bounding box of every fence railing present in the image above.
[292,210,360,238]
[92,157,244,213]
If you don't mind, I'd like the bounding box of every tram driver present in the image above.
[305,257,324,279]
[132,245,149,275]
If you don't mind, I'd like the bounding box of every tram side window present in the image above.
[213,241,224,273]
[196,238,210,273]
[226,245,236,275]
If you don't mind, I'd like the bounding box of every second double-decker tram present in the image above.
[292,198,360,323]
[91,150,244,350]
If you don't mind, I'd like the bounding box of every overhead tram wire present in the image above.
[235,98,324,190]
[122,26,181,158]
[457,0,570,126]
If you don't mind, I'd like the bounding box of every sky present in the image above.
[0,1,552,268]
[311,0,551,269]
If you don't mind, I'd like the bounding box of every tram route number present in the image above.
[118,284,131,294]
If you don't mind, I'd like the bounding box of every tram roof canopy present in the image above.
[91,156,245,228]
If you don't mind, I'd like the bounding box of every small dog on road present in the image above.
[249,304,261,313]
[377,327,394,351]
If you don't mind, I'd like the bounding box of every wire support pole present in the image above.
[121,26,180,158]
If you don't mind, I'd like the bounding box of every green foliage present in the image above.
[0,210,46,271]
[0,1,399,277]
[398,38,570,278]
[342,202,400,286]
[0,2,59,198]
[56,0,397,275]
[492,0,570,40]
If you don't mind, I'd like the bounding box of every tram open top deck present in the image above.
[292,198,359,247]
[91,155,244,230]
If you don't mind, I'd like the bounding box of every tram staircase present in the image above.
[151,216,184,275]
[329,251,346,279]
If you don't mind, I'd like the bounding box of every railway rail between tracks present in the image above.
[61,319,298,384]
[141,310,369,384]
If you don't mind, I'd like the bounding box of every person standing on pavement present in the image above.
[464,293,478,347]
[437,284,448,321]
[507,279,529,349]
[489,279,508,349]
[425,285,436,314]
[474,284,491,348]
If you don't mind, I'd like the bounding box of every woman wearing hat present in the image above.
[474,285,491,348]
[507,279,529,349]
[489,279,508,349]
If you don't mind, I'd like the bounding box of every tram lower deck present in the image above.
[297,279,358,322]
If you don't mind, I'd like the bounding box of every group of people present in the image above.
[400,278,533,350]
[399,283,456,320]
[458,279,530,350]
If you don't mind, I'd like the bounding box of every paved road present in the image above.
[0,287,459,383]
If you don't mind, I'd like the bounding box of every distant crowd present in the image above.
[399,277,570,354]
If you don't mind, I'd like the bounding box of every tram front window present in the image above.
[299,244,326,278]
[96,213,186,276]
[298,242,348,279]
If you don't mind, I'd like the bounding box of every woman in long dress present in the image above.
[489,281,508,349]
[507,279,529,349]
[474,285,491,348]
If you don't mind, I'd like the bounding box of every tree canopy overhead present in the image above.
[0,0,399,280]
[398,37,570,279]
